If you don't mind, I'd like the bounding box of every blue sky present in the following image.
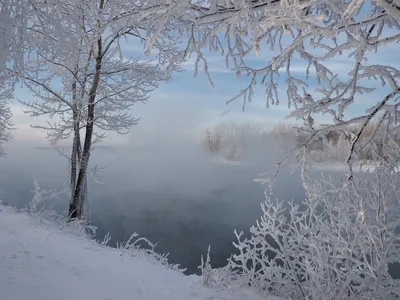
[7,30,400,148]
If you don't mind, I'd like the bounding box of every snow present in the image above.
[312,162,400,173]
[0,204,268,300]
[312,163,376,172]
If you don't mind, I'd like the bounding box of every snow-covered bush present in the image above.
[228,169,400,299]
[117,233,184,273]
[202,122,268,161]
[308,136,352,163]
[204,127,224,153]
[269,122,397,165]
[26,178,61,215]
[25,178,97,237]
[268,124,355,163]
[268,123,298,153]
[199,246,216,287]
[198,246,239,289]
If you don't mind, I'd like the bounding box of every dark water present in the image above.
[0,144,305,273]
[1,144,398,278]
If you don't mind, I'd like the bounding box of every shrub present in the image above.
[227,170,400,299]
[202,122,268,161]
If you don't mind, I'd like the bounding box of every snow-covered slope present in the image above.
[0,204,268,300]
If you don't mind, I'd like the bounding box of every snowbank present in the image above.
[312,162,400,173]
[311,163,376,173]
[0,204,268,300]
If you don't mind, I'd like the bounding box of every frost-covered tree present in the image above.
[1,0,74,155]
[203,122,268,161]
[164,0,400,176]
[0,1,24,155]
[18,0,183,220]
[1,0,78,77]
[1,0,34,81]
[0,98,12,157]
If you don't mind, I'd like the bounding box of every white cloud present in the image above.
[181,55,232,74]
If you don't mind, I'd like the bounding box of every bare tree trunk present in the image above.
[69,124,77,199]
[76,45,92,219]
[68,111,81,217]
[75,116,88,219]
[69,34,102,220]
[68,27,94,219]
[68,66,79,218]
[80,174,88,219]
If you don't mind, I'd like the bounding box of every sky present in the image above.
[6,27,400,149]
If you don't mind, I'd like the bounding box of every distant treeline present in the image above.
[202,122,399,163]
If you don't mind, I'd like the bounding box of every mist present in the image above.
[0,118,311,272]
[1,88,342,273]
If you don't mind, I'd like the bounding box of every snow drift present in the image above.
[0,203,273,300]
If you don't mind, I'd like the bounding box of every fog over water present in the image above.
[0,132,350,275]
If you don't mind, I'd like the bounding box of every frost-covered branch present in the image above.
[0,98,13,157]
[166,0,400,176]
[230,169,400,299]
